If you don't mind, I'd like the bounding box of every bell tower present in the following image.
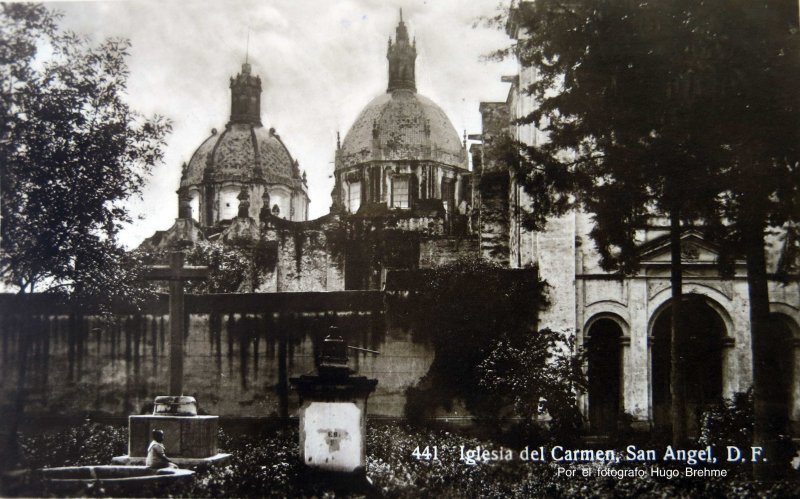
[387,9,416,93]
[229,62,262,125]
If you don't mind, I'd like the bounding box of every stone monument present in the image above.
[113,252,230,467]
[290,331,378,476]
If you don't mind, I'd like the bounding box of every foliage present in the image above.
[698,390,796,474]
[479,328,587,444]
[0,3,171,298]
[10,421,800,498]
[135,238,276,294]
[698,390,754,451]
[17,422,127,469]
[487,1,737,270]
[403,257,558,422]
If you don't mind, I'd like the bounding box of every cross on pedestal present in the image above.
[145,251,209,395]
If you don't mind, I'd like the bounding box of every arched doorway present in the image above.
[763,314,794,433]
[587,319,623,435]
[651,295,725,434]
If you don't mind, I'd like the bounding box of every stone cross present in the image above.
[145,252,209,395]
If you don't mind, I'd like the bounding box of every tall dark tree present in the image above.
[703,2,800,479]
[0,3,171,300]
[492,0,728,447]
[492,0,799,472]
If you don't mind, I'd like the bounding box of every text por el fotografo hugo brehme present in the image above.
[411,444,765,478]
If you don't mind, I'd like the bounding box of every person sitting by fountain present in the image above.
[146,430,178,469]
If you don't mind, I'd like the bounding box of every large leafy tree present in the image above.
[493,0,798,473]
[0,3,170,300]
[0,3,170,469]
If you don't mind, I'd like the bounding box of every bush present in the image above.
[697,390,753,451]
[17,422,127,469]
[479,328,587,445]
[403,257,549,421]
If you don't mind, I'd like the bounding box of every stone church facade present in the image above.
[470,12,800,436]
[135,12,800,434]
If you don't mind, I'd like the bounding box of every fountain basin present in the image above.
[40,465,193,496]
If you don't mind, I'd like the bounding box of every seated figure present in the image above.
[146,429,178,469]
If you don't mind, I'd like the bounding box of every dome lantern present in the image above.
[229,62,262,126]
[387,9,417,93]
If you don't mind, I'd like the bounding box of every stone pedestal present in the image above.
[292,375,378,473]
[112,396,230,468]
[290,334,378,475]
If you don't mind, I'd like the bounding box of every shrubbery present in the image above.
[698,390,796,474]
[403,257,586,444]
[8,421,800,498]
[17,422,127,469]
[698,390,754,451]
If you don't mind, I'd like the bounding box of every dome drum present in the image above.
[335,160,470,216]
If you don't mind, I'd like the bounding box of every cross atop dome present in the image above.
[387,9,417,93]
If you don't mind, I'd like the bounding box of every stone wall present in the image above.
[0,292,433,420]
[419,236,480,268]
[259,226,345,292]
[478,171,510,265]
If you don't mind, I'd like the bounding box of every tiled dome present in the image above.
[181,124,302,189]
[338,89,466,170]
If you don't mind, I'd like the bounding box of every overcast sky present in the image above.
[45,0,517,248]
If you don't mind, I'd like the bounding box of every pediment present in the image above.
[637,231,734,266]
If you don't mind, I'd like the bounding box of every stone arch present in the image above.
[648,284,736,338]
[648,293,729,435]
[584,308,630,337]
[769,303,800,333]
[584,313,628,435]
[764,311,800,432]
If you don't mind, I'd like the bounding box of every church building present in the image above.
[471,5,800,436]
[142,14,479,292]
[137,8,800,435]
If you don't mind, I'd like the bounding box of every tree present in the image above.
[703,2,800,479]
[491,0,728,447]
[492,0,799,474]
[0,3,171,300]
[401,258,582,430]
[0,3,170,470]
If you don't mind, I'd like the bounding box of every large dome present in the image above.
[338,89,466,170]
[182,123,302,189]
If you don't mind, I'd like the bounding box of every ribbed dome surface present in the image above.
[338,89,466,170]
[182,124,301,188]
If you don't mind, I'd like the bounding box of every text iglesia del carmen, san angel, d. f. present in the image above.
[411,443,765,467]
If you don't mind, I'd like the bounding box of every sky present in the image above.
[44,0,517,248]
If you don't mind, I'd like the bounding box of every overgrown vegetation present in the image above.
[402,257,585,442]
[135,239,276,293]
[7,421,800,498]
